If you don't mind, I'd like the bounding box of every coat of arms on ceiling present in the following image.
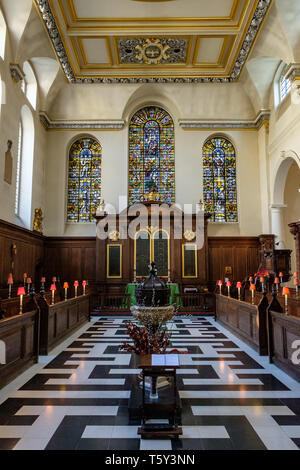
[117,38,188,65]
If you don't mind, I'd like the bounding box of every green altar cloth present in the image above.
[125,283,180,307]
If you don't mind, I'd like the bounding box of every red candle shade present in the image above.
[17,287,26,296]
[218,280,223,286]
[279,272,284,278]
[82,281,87,287]
[275,277,280,284]
[18,286,26,313]
[63,282,69,301]
[7,273,13,285]
[52,277,57,283]
[63,282,69,289]
[294,278,299,285]
[236,282,242,288]
[74,281,79,287]
[41,277,46,283]
[27,277,32,284]
[50,284,56,305]
[226,281,231,287]
[283,287,290,315]
[282,287,290,296]
[294,272,299,278]
[250,284,256,291]
[23,273,27,278]
[249,276,253,283]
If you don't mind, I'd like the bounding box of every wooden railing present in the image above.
[175,292,216,314]
[99,294,131,313]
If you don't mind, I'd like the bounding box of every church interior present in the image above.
[0,0,300,452]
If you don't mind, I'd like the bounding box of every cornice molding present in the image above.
[178,110,270,130]
[34,0,272,84]
[39,112,125,130]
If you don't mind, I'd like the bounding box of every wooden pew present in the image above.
[268,292,300,380]
[0,295,40,388]
[216,293,269,355]
[37,293,90,355]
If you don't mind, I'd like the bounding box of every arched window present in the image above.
[128,106,175,205]
[67,137,102,223]
[0,10,7,60]
[15,106,35,228]
[203,136,238,222]
[15,121,23,216]
[279,74,291,102]
[23,61,37,109]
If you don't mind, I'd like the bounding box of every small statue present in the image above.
[96,198,105,215]
[4,140,13,185]
[33,208,43,234]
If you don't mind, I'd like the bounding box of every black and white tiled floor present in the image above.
[1,315,300,450]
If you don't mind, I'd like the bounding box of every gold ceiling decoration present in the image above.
[34,0,273,83]
[135,38,170,64]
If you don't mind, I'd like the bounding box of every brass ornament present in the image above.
[183,230,195,242]
[109,230,120,241]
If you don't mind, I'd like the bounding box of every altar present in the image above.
[94,202,209,301]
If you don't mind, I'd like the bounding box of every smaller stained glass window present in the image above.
[67,137,102,223]
[203,137,238,223]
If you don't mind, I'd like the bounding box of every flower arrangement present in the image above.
[120,322,171,355]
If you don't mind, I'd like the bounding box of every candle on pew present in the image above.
[17,287,26,314]
[41,277,46,290]
[27,277,32,295]
[23,273,27,287]
[282,287,290,315]
[63,282,69,301]
[218,280,223,295]
[50,283,56,305]
[294,277,299,297]
[7,273,13,299]
[274,277,280,292]
[250,283,256,305]
[226,281,231,298]
[82,280,87,296]
[74,281,79,298]
[260,276,265,293]
[236,282,242,301]
[279,272,284,284]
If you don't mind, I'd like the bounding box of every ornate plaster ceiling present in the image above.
[34,0,272,83]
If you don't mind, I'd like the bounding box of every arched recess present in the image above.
[134,229,151,278]
[273,151,300,205]
[67,136,102,223]
[23,61,37,109]
[15,105,35,229]
[152,229,170,277]
[0,9,7,59]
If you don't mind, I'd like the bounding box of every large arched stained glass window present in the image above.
[203,136,238,222]
[67,137,102,223]
[129,106,175,204]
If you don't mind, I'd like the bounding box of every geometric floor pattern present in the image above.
[1,316,300,450]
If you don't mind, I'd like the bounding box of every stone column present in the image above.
[270,204,287,249]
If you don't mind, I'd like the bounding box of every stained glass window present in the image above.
[129,106,175,204]
[203,137,238,222]
[67,137,102,223]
